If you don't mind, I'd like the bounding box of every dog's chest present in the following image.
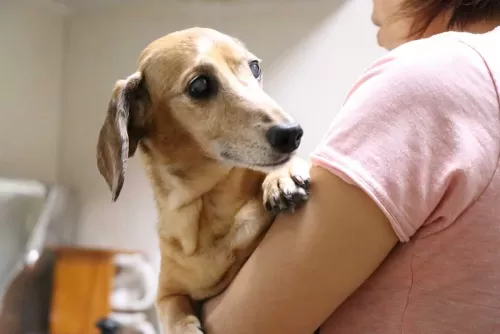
[158,188,271,300]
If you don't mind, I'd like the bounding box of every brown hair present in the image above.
[400,0,500,37]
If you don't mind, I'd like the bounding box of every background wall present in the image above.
[0,0,66,183]
[0,0,67,294]
[1,0,386,258]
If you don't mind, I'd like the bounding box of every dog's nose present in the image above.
[266,123,303,153]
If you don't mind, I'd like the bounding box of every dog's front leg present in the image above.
[157,294,203,334]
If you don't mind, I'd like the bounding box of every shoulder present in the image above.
[385,32,487,74]
[312,32,500,242]
[341,33,497,115]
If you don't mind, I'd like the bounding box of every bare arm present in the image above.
[202,165,398,334]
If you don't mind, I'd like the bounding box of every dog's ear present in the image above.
[96,71,150,202]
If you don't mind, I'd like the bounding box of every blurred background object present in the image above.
[0,0,385,332]
[0,178,76,333]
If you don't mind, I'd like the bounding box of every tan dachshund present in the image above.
[96,27,310,334]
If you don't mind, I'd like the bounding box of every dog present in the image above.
[96,27,310,334]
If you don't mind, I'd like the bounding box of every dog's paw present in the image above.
[262,157,310,214]
[181,323,204,334]
[170,316,204,334]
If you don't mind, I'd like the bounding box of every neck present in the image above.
[423,14,500,38]
[151,156,233,212]
[464,20,500,34]
[140,140,265,215]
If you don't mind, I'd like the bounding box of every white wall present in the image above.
[0,0,67,292]
[0,1,66,184]
[60,0,386,256]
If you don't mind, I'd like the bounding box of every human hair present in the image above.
[399,0,500,37]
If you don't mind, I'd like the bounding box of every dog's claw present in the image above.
[262,159,310,215]
[294,176,311,190]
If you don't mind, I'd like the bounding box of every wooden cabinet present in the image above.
[49,247,120,334]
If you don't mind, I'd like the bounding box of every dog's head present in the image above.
[97,27,303,201]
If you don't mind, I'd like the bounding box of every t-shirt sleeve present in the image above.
[310,38,500,242]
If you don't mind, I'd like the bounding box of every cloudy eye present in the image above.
[249,60,261,78]
[187,75,218,99]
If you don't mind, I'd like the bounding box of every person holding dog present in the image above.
[203,1,500,333]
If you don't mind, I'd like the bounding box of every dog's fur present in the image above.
[96,27,310,333]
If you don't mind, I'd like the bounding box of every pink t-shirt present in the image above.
[311,27,500,333]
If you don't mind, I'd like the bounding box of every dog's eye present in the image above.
[249,61,261,78]
[188,75,217,99]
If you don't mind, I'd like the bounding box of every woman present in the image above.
[203,1,500,333]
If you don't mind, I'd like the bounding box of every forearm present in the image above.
[202,166,398,334]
